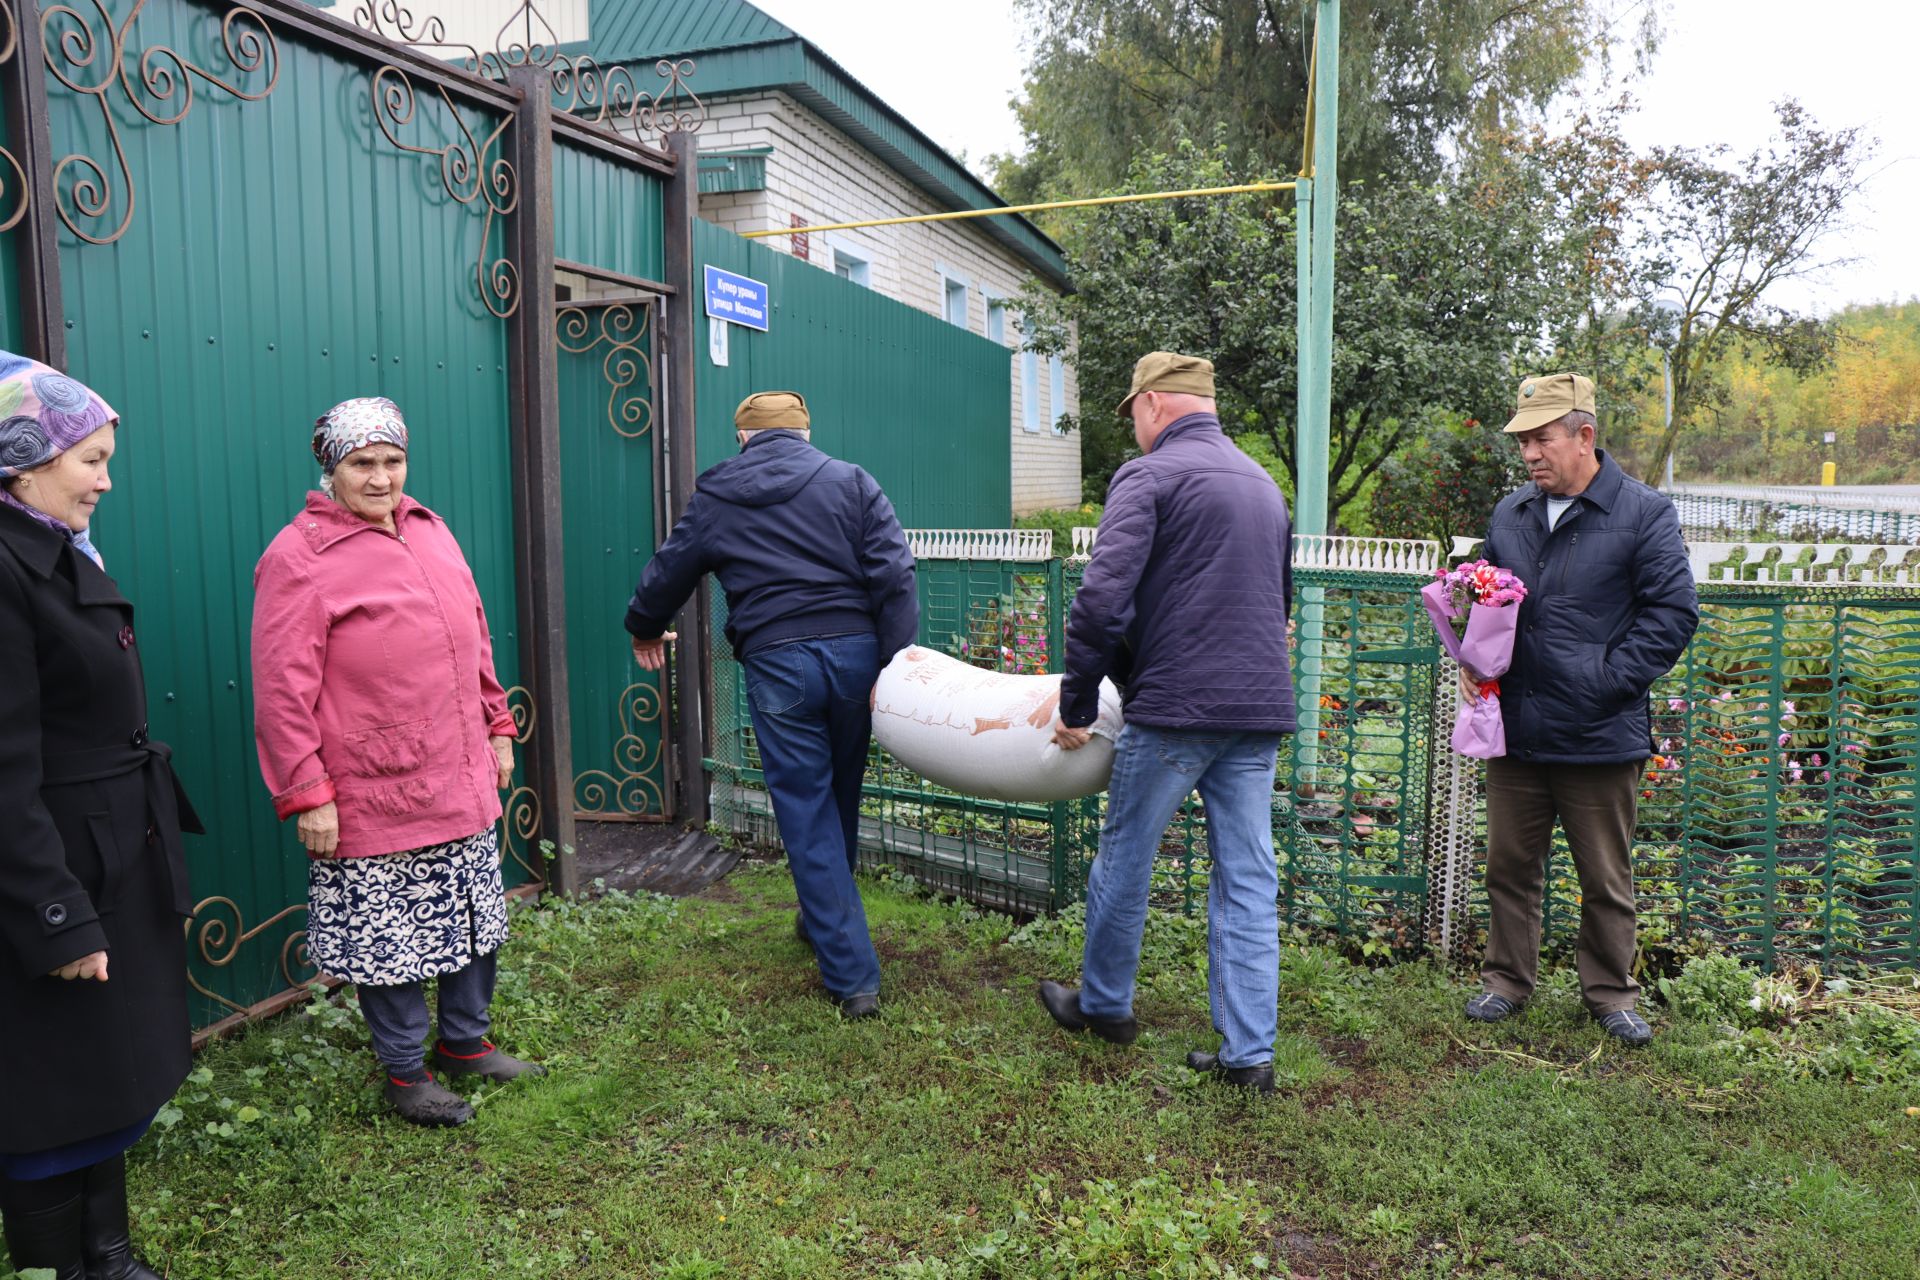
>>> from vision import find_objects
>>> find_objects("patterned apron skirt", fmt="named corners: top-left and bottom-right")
top-left (306, 826), bottom-right (511, 986)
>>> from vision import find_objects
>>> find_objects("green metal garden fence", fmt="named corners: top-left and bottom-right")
top-left (706, 531), bottom-right (1920, 972)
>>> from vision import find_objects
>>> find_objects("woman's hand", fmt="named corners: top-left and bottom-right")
top-left (51, 950), bottom-right (109, 981)
top-left (490, 735), bottom-right (515, 790)
top-left (297, 801), bottom-right (341, 857)
top-left (631, 632), bottom-right (676, 671)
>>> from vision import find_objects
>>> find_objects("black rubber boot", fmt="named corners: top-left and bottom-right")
top-left (383, 1073), bottom-right (475, 1127)
top-left (79, 1155), bottom-right (166, 1280)
top-left (432, 1041), bottom-right (548, 1083)
top-left (2, 1184), bottom-right (87, 1280)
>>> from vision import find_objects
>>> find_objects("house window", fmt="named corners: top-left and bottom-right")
top-left (829, 243), bottom-right (871, 288)
top-left (986, 297), bottom-right (1007, 345)
top-left (940, 271), bottom-right (969, 328)
top-left (1021, 348), bottom-right (1041, 433)
top-left (1049, 355), bottom-right (1068, 434)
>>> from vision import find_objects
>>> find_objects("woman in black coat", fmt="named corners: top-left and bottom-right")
top-left (0, 352), bottom-right (198, 1280)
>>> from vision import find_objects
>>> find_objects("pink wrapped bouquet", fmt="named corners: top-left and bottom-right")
top-left (1420, 560), bottom-right (1528, 759)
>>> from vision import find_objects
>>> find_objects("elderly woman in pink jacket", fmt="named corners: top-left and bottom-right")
top-left (251, 397), bottom-right (543, 1127)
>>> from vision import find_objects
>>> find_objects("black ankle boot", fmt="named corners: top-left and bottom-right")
top-left (80, 1155), bottom-right (166, 1280)
top-left (2, 1188), bottom-right (87, 1280)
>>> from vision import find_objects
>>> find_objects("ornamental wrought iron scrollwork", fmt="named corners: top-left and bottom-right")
top-left (574, 679), bottom-right (666, 817)
top-left (547, 55), bottom-right (704, 138)
top-left (370, 63), bottom-right (519, 318)
top-left (556, 302), bottom-right (654, 438)
top-left (183, 898), bottom-right (316, 1015)
top-left (500, 685), bottom-right (544, 879)
top-left (352, 0), bottom-right (705, 140)
top-left (41, 0), bottom-right (279, 246)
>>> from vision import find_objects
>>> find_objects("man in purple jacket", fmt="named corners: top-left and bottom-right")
top-left (1036, 352), bottom-right (1296, 1093)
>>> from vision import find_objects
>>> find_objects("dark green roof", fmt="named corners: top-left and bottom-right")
top-left (587, 0), bottom-right (1070, 290)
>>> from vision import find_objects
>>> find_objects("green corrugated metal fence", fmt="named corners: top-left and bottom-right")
top-left (692, 220), bottom-right (1012, 529)
top-left (39, 3), bottom-right (532, 1023)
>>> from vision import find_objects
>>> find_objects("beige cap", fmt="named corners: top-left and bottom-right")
top-left (1503, 372), bottom-right (1595, 433)
top-left (734, 390), bottom-right (810, 431)
top-left (1117, 351), bottom-right (1215, 416)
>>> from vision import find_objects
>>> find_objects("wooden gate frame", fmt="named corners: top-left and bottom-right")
top-left (0, 0), bottom-right (711, 900)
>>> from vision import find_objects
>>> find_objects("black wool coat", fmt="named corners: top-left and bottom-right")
top-left (0, 503), bottom-right (200, 1155)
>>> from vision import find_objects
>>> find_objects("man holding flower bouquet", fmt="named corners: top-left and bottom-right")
top-left (1464, 373), bottom-right (1697, 1046)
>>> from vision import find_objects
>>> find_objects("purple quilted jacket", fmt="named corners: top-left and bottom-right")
top-left (1060, 414), bottom-right (1296, 731)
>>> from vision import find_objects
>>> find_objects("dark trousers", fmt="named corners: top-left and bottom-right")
top-left (742, 634), bottom-right (884, 1000)
top-left (1481, 757), bottom-right (1644, 1015)
top-left (356, 950), bottom-right (498, 1075)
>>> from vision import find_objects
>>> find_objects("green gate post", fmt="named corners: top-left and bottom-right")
top-left (1047, 555), bottom-right (1069, 906)
top-left (664, 130), bottom-right (710, 827)
top-left (1292, 0), bottom-right (1340, 785)
top-left (506, 64), bottom-right (579, 895)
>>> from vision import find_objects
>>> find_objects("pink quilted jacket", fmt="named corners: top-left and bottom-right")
top-left (251, 493), bottom-right (518, 858)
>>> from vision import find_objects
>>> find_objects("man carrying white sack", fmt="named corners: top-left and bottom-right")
top-left (625, 391), bottom-right (917, 1020)
top-left (1037, 351), bottom-right (1296, 1093)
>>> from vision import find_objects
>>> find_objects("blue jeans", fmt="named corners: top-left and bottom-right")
top-left (1080, 724), bottom-right (1283, 1068)
top-left (743, 634), bottom-right (883, 999)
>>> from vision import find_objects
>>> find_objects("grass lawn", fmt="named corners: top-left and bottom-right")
top-left (53, 857), bottom-right (1920, 1279)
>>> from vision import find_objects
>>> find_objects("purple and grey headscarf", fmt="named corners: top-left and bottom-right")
top-left (313, 396), bottom-right (409, 497)
top-left (0, 349), bottom-right (119, 568)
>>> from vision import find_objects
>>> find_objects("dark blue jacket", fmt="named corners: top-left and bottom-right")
top-left (625, 431), bottom-right (918, 660)
top-left (1482, 450), bottom-right (1698, 764)
top-left (1060, 414), bottom-right (1296, 731)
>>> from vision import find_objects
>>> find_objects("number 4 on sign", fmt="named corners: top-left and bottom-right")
top-left (709, 319), bottom-right (730, 366)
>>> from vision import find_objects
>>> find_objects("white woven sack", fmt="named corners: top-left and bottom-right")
top-left (870, 645), bottom-right (1125, 802)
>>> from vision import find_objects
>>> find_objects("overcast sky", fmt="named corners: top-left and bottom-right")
top-left (745, 0), bottom-right (1918, 313)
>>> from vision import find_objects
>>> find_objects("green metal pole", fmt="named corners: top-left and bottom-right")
top-left (1293, 1), bottom-right (1339, 786)
top-left (1298, 0), bottom-right (1338, 538)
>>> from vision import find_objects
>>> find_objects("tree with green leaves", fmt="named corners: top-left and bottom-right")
top-left (994, 0), bottom-right (1662, 209)
top-left (1369, 413), bottom-right (1528, 545)
top-left (1634, 101), bottom-right (1868, 482)
top-left (1017, 141), bottom-right (1557, 521)
top-left (1514, 98), bottom-right (1869, 482)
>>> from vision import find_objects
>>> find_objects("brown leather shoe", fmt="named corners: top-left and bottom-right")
top-left (1036, 980), bottom-right (1138, 1046)
top-left (1185, 1050), bottom-right (1275, 1094)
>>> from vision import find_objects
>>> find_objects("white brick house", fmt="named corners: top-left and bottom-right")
top-left (589, 0), bottom-right (1082, 513)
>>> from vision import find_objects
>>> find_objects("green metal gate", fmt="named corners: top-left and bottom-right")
top-left (0, 0), bottom-right (692, 1024)
top-left (557, 296), bottom-right (668, 820)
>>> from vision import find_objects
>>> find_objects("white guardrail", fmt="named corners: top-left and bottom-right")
top-left (1664, 487), bottom-right (1920, 544)
top-left (1666, 483), bottom-right (1920, 513)
top-left (912, 528), bottom-right (1920, 588)
top-left (1065, 528), bottom-right (1442, 573)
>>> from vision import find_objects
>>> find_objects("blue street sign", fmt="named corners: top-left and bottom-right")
top-left (703, 265), bottom-right (770, 332)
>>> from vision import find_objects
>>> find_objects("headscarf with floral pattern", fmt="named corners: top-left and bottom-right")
top-left (312, 396), bottom-right (409, 497)
top-left (0, 350), bottom-right (119, 568)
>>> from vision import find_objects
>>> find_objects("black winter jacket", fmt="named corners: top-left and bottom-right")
top-left (0, 504), bottom-right (199, 1154)
top-left (1481, 450), bottom-right (1699, 764)
top-left (625, 431), bottom-right (919, 660)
